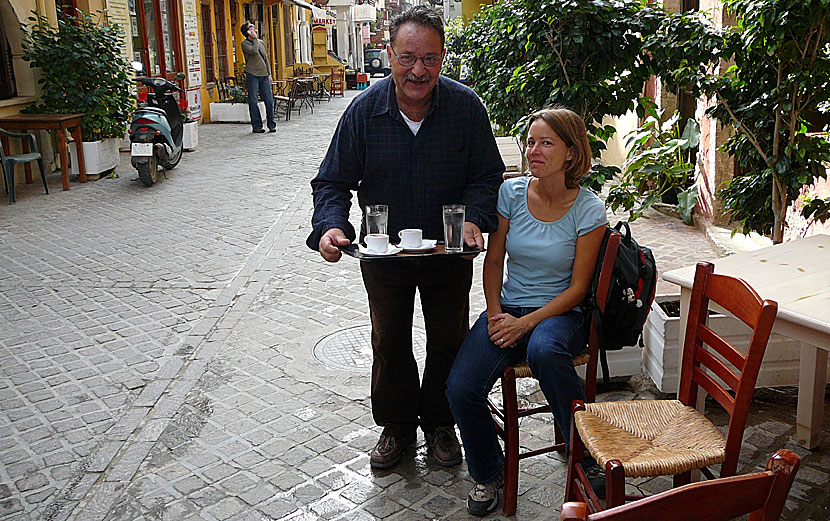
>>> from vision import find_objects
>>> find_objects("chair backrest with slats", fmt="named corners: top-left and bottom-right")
top-left (561, 449), bottom-right (800, 521)
top-left (678, 261), bottom-right (778, 477)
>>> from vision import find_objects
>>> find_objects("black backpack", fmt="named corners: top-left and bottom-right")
top-left (586, 221), bottom-right (657, 384)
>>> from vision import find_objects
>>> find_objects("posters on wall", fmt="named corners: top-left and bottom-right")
top-left (107, 0), bottom-right (133, 63)
top-left (182, 0), bottom-right (202, 87)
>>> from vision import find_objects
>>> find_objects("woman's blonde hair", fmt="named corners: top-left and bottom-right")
top-left (527, 107), bottom-right (592, 189)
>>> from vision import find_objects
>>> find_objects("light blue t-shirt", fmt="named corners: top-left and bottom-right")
top-left (497, 177), bottom-right (608, 308)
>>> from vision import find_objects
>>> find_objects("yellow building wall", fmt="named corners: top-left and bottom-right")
top-left (461, 0), bottom-right (489, 20)
top-left (1, 0), bottom-right (58, 118)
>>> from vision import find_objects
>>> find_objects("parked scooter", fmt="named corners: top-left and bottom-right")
top-left (129, 62), bottom-right (184, 186)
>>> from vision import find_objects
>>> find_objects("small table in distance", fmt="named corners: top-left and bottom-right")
top-left (0, 113), bottom-right (86, 191)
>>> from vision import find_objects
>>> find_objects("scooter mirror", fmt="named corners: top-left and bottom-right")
top-left (131, 61), bottom-right (144, 73)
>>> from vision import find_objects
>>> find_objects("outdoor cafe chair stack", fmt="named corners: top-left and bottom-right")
top-left (488, 231), bottom-right (621, 515)
top-left (561, 449), bottom-right (800, 521)
top-left (565, 261), bottom-right (778, 513)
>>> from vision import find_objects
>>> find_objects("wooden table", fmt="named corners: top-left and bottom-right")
top-left (0, 113), bottom-right (87, 190)
top-left (663, 234), bottom-right (830, 448)
top-left (272, 79), bottom-right (294, 97)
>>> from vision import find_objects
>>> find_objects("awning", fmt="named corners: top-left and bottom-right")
top-left (284, 0), bottom-right (313, 10)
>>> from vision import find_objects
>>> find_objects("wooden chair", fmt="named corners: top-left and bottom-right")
top-left (1, 127), bottom-right (48, 205)
top-left (561, 449), bottom-right (800, 521)
top-left (565, 261), bottom-right (778, 513)
top-left (273, 79), bottom-right (296, 121)
top-left (215, 80), bottom-right (229, 102)
top-left (489, 230), bottom-right (621, 515)
top-left (330, 68), bottom-right (345, 97)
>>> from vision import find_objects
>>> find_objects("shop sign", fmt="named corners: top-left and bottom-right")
top-left (311, 6), bottom-right (335, 26)
top-left (186, 87), bottom-right (202, 119)
top-left (107, 0), bottom-right (132, 62)
top-left (183, 0), bottom-right (202, 87)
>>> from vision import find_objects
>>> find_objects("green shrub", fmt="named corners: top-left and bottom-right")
top-left (21, 9), bottom-right (135, 141)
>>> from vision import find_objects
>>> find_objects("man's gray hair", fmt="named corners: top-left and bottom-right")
top-left (389, 5), bottom-right (444, 47)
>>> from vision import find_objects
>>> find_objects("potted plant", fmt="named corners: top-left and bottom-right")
top-left (182, 108), bottom-right (199, 150)
top-left (606, 100), bottom-right (700, 225)
top-left (21, 9), bottom-right (135, 178)
top-left (209, 83), bottom-right (265, 123)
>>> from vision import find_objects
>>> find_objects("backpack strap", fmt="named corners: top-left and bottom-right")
top-left (591, 303), bottom-right (612, 385)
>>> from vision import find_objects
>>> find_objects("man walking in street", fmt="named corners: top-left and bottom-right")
top-left (240, 21), bottom-right (276, 133)
top-left (307, 6), bottom-right (504, 470)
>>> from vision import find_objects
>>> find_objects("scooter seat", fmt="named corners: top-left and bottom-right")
top-left (136, 106), bottom-right (167, 117)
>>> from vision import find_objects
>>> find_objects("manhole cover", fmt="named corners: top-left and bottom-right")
top-left (313, 325), bottom-right (427, 371)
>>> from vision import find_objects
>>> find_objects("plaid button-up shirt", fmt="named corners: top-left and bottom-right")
top-left (306, 76), bottom-right (505, 250)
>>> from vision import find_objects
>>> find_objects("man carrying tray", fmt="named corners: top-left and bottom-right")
top-left (306, 6), bottom-right (504, 469)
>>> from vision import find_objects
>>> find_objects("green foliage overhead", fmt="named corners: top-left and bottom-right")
top-left (21, 10), bottom-right (135, 141)
top-left (645, 0), bottom-right (830, 242)
top-left (448, 0), bottom-right (664, 188)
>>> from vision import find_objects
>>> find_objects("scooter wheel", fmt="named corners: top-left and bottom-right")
top-left (161, 144), bottom-right (182, 170)
top-left (137, 155), bottom-right (159, 187)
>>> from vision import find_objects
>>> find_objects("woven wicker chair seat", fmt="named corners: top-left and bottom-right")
top-left (575, 399), bottom-right (726, 477)
top-left (511, 351), bottom-right (590, 379)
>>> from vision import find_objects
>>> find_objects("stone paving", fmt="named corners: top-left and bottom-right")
top-left (0, 90), bottom-right (828, 521)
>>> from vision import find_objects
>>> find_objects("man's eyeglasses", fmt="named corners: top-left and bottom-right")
top-left (390, 47), bottom-right (442, 68)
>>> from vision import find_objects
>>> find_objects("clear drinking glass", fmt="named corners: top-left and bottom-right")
top-left (365, 205), bottom-right (388, 236)
top-left (443, 204), bottom-right (465, 253)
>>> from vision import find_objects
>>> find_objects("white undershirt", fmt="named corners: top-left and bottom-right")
top-left (400, 110), bottom-right (423, 135)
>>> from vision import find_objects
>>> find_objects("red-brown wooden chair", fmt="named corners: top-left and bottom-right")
top-left (330, 68), bottom-right (345, 97)
top-left (561, 449), bottom-right (800, 521)
top-left (565, 261), bottom-right (778, 514)
top-left (488, 231), bottom-right (621, 515)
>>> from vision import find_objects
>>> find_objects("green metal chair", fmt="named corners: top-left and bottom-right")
top-left (1, 126), bottom-right (48, 204)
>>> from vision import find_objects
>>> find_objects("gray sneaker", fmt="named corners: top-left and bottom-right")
top-left (466, 475), bottom-right (503, 516)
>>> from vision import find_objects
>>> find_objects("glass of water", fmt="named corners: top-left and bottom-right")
top-left (442, 204), bottom-right (465, 253)
top-left (365, 205), bottom-right (388, 236)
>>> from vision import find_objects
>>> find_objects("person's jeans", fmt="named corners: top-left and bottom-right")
top-left (360, 256), bottom-right (472, 436)
top-left (245, 72), bottom-right (276, 130)
top-left (446, 306), bottom-right (589, 484)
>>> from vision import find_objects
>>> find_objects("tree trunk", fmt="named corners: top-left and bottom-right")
top-left (771, 172), bottom-right (786, 244)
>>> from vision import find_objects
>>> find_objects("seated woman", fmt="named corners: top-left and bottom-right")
top-left (446, 107), bottom-right (607, 516)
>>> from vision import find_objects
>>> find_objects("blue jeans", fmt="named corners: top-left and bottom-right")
top-left (446, 306), bottom-right (589, 484)
top-left (246, 72), bottom-right (276, 131)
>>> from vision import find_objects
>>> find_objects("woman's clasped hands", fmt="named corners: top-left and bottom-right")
top-left (487, 312), bottom-right (532, 349)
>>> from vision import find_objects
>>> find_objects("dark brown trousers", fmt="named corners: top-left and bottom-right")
top-left (360, 255), bottom-right (472, 435)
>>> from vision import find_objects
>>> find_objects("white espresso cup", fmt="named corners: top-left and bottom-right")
top-left (398, 228), bottom-right (423, 249)
top-left (366, 233), bottom-right (389, 253)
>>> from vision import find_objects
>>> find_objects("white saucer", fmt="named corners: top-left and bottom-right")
top-left (358, 244), bottom-right (403, 256)
top-left (401, 239), bottom-right (438, 253)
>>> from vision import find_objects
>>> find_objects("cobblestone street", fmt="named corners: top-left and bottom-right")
top-left (1, 90), bottom-right (828, 521)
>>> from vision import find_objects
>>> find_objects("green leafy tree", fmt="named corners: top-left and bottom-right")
top-left (21, 9), bottom-right (135, 142)
top-left (450, 0), bottom-right (663, 187)
top-left (646, 1), bottom-right (830, 242)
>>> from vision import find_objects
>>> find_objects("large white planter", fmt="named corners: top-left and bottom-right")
top-left (642, 294), bottom-right (826, 392)
top-left (209, 101), bottom-right (265, 123)
top-left (119, 131), bottom-right (130, 151)
top-left (576, 346), bottom-right (643, 381)
top-left (69, 138), bottom-right (120, 176)
top-left (182, 121), bottom-right (199, 150)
